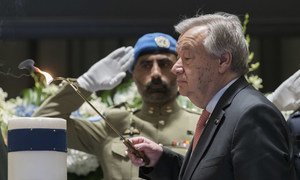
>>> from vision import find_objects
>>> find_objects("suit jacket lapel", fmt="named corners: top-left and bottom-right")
top-left (181, 76), bottom-right (249, 180)
top-left (181, 110), bottom-right (225, 180)
top-left (179, 145), bottom-right (192, 180)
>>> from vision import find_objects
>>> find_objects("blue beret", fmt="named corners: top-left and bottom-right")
top-left (130, 32), bottom-right (177, 72)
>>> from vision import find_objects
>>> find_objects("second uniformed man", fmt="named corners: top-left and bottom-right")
top-left (33, 32), bottom-right (199, 180)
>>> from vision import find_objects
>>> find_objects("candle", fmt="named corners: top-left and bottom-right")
top-left (8, 117), bottom-right (67, 180)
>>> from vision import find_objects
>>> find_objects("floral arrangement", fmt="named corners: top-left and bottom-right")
top-left (243, 13), bottom-right (263, 90)
top-left (0, 83), bottom-right (59, 143)
top-left (0, 74), bottom-right (138, 175)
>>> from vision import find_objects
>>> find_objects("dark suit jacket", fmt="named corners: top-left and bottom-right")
top-left (140, 77), bottom-right (296, 180)
top-left (287, 110), bottom-right (300, 179)
top-left (0, 128), bottom-right (7, 180)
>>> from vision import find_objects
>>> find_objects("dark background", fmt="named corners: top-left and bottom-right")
top-left (1, 0), bottom-right (300, 98)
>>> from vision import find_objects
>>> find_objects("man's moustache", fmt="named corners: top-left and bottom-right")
top-left (146, 82), bottom-right (168, 92)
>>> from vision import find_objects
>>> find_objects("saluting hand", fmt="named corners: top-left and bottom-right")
top-left (268, 69), bottom-right (300, 111)
top-left (77, 46), bottom-right (134, 92)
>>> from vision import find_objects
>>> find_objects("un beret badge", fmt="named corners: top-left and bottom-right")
top-left (154, 36), bottom-right (170, 48)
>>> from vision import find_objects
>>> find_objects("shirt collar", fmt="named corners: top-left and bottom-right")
top-left (206, 78), bottom-right (238, 113)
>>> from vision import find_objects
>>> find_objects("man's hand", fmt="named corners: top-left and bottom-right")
top-left (126, 137), bottom-right (163, 167)
top-left (268, 69), bottom-right (300, 111)
top-left (77, 46), bottom-right (134, 92)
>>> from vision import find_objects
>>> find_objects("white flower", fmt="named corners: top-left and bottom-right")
top-left (113, 83), bottom-right (140, 105)
top-left (0, 88), bottom-right (8, 102)
top-left (67, 149), bottom-right (99, 175)
top-left (281, 110), bottom-right (294, 120)
top-left (0, 88), bottom-right (16, 124)
top-left (42, 84), bottom-right (59, 95)
top-left (246, 75), bottom-right (263, 90)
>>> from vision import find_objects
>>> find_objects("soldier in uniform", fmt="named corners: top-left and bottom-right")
top-left (33, 32), bottom-right (200, 180)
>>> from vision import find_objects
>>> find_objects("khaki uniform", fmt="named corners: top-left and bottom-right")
top-left (33, 84), bottom-right (199, 180)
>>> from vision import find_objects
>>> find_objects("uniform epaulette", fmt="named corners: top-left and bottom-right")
top-left (104, 108), bottom-right (131, 121)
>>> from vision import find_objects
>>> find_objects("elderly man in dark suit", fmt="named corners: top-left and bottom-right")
top-left (127, 12), bottom-right (297, 180)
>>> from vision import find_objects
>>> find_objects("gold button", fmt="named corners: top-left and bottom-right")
top-left (158, 120), bottom-right (165, 126)
top-left (165, 106), bottom-right (173, 113)
top-left (148, 107), bottom-right (154, 114)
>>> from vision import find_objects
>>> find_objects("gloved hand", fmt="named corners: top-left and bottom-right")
top-left (77, 46), bottom-right (134, 92)
top-left (267, 69), bottom-right (300, 111)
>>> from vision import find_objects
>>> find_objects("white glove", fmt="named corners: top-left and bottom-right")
top-left (267, 69), bottom-right (300, 111)
top-left (77, 46), bottom-right (134, 92)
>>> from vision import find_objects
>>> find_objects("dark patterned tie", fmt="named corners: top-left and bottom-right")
top-left (192, 109), bottom-right (210, 151)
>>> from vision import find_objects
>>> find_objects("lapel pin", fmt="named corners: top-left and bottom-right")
top-left (214, 119), bottom-right (221, 125)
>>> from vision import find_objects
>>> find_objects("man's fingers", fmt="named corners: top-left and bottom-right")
top-left (108, 72), bottom-right (126, 86)
top-left (127, 150), bottom-right (145, 167)
top-left (129, 137), bottom-right (148, 144)
top-left (120, 48), bottom-right (134, 70)
top-left (108, 46), bottom-right (126, 59)
top-left (134, 143), bottom-right (150, 152)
